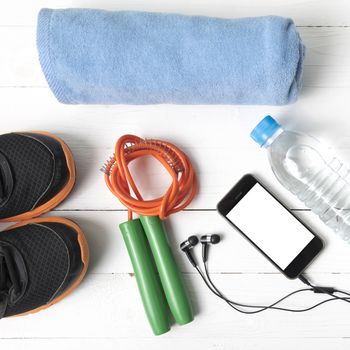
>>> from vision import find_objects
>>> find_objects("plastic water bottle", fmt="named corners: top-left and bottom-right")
top-left (250, 115), bottom-right (350, 242)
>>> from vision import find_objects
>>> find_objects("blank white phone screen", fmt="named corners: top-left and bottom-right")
top-left (226, 183), bottom-right (314, 270)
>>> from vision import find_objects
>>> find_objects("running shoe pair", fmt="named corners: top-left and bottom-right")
top-left (0, 132), bottom-right (89, 318)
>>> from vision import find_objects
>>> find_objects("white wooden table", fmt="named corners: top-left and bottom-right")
top-left (1, 1), bottom-right (350, 349)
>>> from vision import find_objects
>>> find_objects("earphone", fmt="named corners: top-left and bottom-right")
top-left (200, 234), bottom-right (220, 262)
top-left (180, 235), bottom-right (199, 267)
top-left (180, 234), bottom-right (350, 314)
top-left (180, 234), bottom-right (220, 264)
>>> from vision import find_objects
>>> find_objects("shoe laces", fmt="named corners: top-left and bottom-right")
top-left (0, 247), bottom-right (21, 318)
top-left (0, 152), bottom-right (14, 206)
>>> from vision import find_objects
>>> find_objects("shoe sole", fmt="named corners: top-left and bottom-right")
top-left (7, 216), bottom-right (89, 317)
top-left (0, 131), bottom-right (76, 222)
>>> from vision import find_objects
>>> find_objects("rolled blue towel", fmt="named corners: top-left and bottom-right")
top-left (37, 9), bottom-right (305, 105)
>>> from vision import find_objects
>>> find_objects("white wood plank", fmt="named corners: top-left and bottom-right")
top-left (0, 272), bottom-right (350, 338)
top-left (1, 0), bottom-right (350, 26)
top-left (1, 338), bottom-right (350, 350)
top-left (0, 87), bottom-right (350, 211)
top-left (1, 210), bottom-right (348, 274)
top-left (2, 27), bottom-right (350, 88)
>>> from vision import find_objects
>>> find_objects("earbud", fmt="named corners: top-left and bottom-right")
top-left (200, 234), bottom-right (220, 244)
top-left (180, 235), bottom-right (199, 267)
top-left (181, 234), bottom-right (221, 267)
top-left (200, 234), bottom-right (221, 263)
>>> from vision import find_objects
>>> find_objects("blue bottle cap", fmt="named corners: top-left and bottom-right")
top-left (250, 116), bottom-right (281, 146)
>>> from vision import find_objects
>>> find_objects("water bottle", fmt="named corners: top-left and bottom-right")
top-left (250, 115), bottom-right (350, 242)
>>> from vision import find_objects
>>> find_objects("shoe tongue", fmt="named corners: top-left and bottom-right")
top-left (0, 244), bottom-right (28, 318)
top-left (0, 256), bottom-right (8, 291)
top-left (0, 255), bottom-right (10, 319)
top-left (0, 242), bottom-right (28, 306)
top-left (0, 249), bottom-right (16, 293)
top-left (0, 151), bottom-right (13, 206)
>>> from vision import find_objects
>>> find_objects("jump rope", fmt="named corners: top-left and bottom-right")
top-left (102, 135), bottom-right (350, 334)
top-left (102, 135), bottom-right (197, 335)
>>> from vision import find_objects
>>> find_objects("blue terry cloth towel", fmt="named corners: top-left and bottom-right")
top-left (37, 9), bottom-right (305, 105)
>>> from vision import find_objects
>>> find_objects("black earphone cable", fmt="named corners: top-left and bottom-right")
top-left (181, 234), bottom-right (350, 314)
top-left (196, 260), bottom-right (350, 314)
top-left (298, 274), bottom-right (350, 304)
top-left (195, 264), bottom-right (313, 313)
top-left (204, 263), bottom-right (316, 313)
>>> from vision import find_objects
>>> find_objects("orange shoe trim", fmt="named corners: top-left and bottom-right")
top-left (0, 131), bottom-right (76, 222)
top-left (6, 217), bottom-right (89, 317)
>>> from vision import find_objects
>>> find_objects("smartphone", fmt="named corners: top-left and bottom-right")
top-left (217, 174), bottom-right (323, 279)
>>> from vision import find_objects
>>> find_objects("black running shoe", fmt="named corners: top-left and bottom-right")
top-left (0, 217), bottom-right (89, 318)
top-left (0, 132), bottom-right (75, 222)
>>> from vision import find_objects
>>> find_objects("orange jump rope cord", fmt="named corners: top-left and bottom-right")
top-left (104, 135), bottom-right (198, 220)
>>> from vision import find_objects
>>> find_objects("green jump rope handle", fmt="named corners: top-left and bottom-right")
top-left (140, 215), bottom-right (194, 325)
top-left (119, 219), bottom-right (170, 335)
